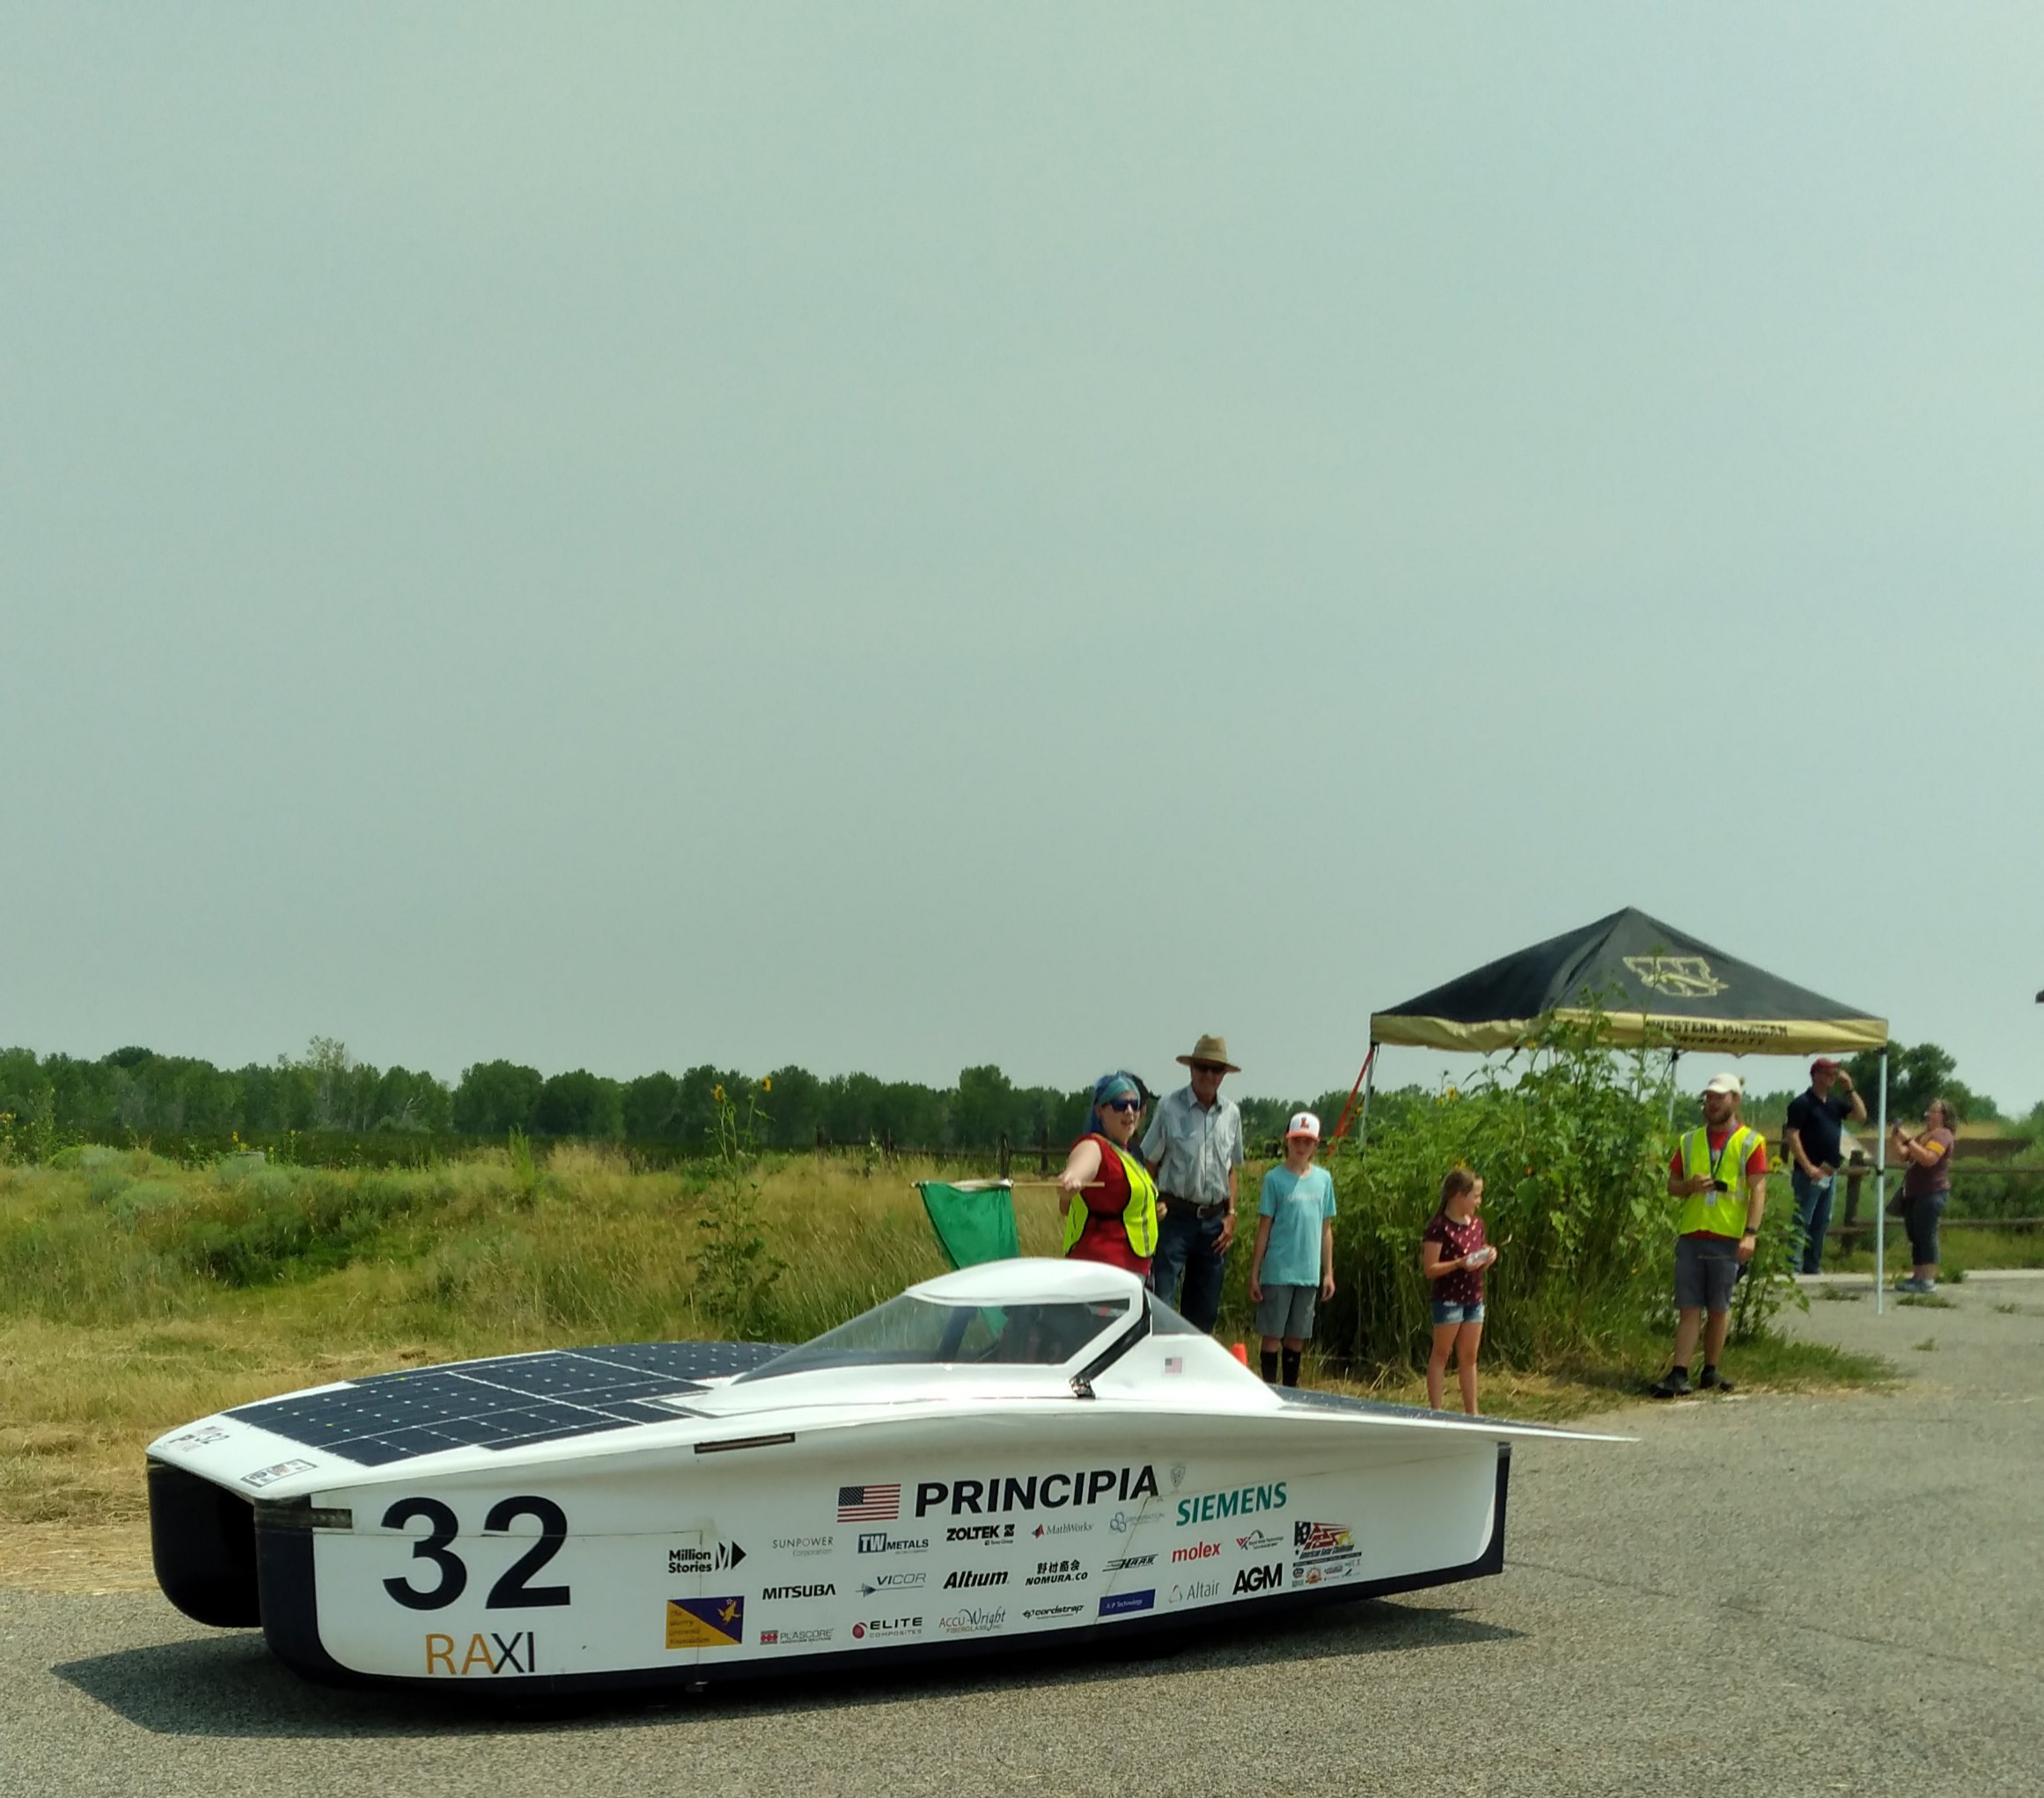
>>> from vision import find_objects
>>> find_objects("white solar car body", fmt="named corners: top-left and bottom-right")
top-left (146, 1259), bottom-right (1610, 1692)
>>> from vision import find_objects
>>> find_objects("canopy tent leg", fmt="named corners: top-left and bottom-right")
top-left (1665, 1048), bottom-right (1682, 1126)
top-left (1357, 1046), bottom-right (1378, 1148)
top-left (1874, 1048), bottom-right (1888, 1314)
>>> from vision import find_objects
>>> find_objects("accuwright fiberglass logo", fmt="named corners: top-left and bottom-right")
top-left (1621, 954), bottom-right (1726, 999)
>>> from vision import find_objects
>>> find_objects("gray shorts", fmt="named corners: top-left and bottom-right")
top-left (1674, 1233), bottom-right (1740, 1313)
top-left (1255, 1283), bottom-right (1319, 1340)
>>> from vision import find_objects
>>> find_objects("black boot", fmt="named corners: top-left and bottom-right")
top-left (1281, 1348), bottom-right (1302, 1389)
top-left (1260, 1348), bottom-right (1278, 1383)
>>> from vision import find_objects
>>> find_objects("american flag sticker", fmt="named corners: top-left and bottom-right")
top-left (1164, 1355), bottom-right (1184, 1375)
top-left (837, 1483), bottom-right (901, 1522)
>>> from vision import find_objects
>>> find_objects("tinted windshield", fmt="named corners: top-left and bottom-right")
top-left (737, 1295), bottom-right (1132, 1382)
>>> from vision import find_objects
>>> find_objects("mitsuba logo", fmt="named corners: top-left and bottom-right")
top-left (946, 1523), bottom-right (1016, 1544)
top-left (1233, 1563), bottom-right (1282, 1596)
top-left (425, 1631), bottom-right (533, 1677)
top-left (915, 1466), bottom-right (1159, 1517)
top-left (760, 1583), bottom-right (834, 1600)
top-left (943, 1568), bottom-right (1009, 1589)
top-left (1174, 1481), bottom-right (1287, 1526)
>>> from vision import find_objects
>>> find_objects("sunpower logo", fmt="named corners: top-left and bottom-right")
top-left (1173, 1481), bottom-right (1288, 1527)
top-left (915, 1467), bottom-right (1159, 1517)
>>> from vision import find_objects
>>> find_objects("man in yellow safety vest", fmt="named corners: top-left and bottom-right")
top-left (1651, 1070), bottom-right (1768, 1398)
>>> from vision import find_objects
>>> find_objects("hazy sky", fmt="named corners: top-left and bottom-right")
top-left (5, 6), bottom-right (2040, 1111)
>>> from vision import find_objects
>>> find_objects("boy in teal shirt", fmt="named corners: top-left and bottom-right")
top-left (1247, 1112), bottom-right (1337, 1386)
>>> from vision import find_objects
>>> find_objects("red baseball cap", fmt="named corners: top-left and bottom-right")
top-left (1811, 1058), bottom-right (1842, 1075)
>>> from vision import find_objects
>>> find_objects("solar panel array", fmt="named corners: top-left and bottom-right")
top-left (227, 1340), bottom-right (785, 1466)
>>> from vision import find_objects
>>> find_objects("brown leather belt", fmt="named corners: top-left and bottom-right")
top-left (1163, 1193), bottom-right (1229, 1220)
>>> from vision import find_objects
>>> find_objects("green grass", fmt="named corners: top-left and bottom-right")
top-left (0, 1143), bottom-right (1893, 1533)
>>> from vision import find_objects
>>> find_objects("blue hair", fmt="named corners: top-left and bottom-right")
top-left (1087, 1069), bottom-right (1143, 1138)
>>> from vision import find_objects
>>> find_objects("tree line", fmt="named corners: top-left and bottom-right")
top-left (0, 1039), bottom-right (1370, 1156)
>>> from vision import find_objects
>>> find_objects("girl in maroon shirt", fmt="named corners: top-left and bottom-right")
top-left (1422, 1169), bottom-right (1498, 1415)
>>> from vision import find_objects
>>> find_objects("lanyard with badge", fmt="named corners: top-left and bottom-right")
top-left (1706, 1131), bottom-right (1736, 1193)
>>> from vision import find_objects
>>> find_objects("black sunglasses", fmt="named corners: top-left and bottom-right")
top-left (1105, 1097), bottom-right (1143, 1113)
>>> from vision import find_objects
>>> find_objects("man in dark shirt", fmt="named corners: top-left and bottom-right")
top-left (1783, 1058), bottom-right (1866, 1274)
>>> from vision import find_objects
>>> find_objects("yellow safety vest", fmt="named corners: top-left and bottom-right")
top-left (1062, 1140), bottom-right (1159, 1260)
top-left (1675, 1123), bottom-right (1765, 1238)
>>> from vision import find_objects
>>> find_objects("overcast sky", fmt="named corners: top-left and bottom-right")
top-left (4, 5), bottom-right (2040, 1112)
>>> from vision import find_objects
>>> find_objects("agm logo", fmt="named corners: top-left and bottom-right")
top-left (1622, 955), bottom-right (1727, 999)
top-left (1233, 1563), bottom-right (1282, 1596)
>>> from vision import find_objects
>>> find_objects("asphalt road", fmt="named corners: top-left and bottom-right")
top-left (5, 1283), bottom-right (2040, 1798)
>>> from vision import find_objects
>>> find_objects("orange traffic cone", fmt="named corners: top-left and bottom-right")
top-left (1230, 1341), bottom-right (1249, 1366)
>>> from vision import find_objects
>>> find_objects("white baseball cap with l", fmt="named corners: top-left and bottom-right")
top-left (1702, 1071), bottom-right (1744, 1097)
top-left (1286, 1111), bottom-right (1321, 1140)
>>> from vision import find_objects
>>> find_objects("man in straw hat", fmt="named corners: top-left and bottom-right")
top-left (1651, 1070), bottom-right (1768, 1399)
top-left (1141, 1033), bottom-right (1246, 1332)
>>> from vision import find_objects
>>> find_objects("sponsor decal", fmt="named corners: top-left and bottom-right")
top-left (1103, 1553), bottom-right (1157, 1572)
top-left (758, 1626), bottom-right (833, 1646)
top-left (162, 1426), bottom-right (231, 1450)
top-left (942, 1568), bottom-right (1009, 1589)
top-left (857, 1530), bottom-right (929, 1555)
top-left (946, 1523), bottom-right (1015, 1545)
top-left (1168, 1462), bottom-right (1187, 1491)
top-left (424, 1631), bottom-right (534, 1677)
top-left (914, 1466), bottom-right (1159, 1518)
top-left (839, 1484), bottom-right (902, 1523)
top-left (1233, 1562), bottom-right (1283, 1596)
top-left (1025, 1559), bottom-right (1087, 1587)
top-left (859, 1573), bottom-right (927, 1594)
top-left (1030, 1519), bottom-right (1092, 1538)
top-left (1173, 1481), bottom-right (1288, 1527)
top-left (241, 1459), bottom-right (316, 1489)
top-left (1024, 1602), bottom-right (1084, 1620)
top-left (1235, 1528), bottom-right (1284, 1553)
top-left (850, 1616), bottom-right (921, 1641)
top-left (665, 1596), bottom-right (745, 1649)
top-left (1107, 1509), bottom-right (1157, 1536)
top-left (1291, 1521), bottom-right (1361, 1583)
top-left (773, 1534), bottom-right (835, 1558)
top-left (1170, 1540), bottom-right (1220, 1564)
top-left (1163, 1356), bottom-right (1184, 1375)
top-left (1099, 1589), bottom-right (1156, 1618)
top-left (759, 1582), bottom-right (835, 1600)
top-left (1167, 1578), bottom-right (1221, 1605)
top-left (667, 1539), bottom-right (746, 1575)
top-left (937, 1605), bottom-right (1009, 1634)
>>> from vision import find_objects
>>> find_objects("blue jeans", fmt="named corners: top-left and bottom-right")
top-left (1790, 1168), bottom-right (1835, 1275)
top-left (1151, 1204), bottom-right (1229, 1331)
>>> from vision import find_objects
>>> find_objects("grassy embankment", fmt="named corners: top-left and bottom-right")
top-left (0, 1141), bottom-right (1887, 1589)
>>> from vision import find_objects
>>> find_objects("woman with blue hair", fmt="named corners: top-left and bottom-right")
top-left (1055, 1071), bottom-right (1161, 1275)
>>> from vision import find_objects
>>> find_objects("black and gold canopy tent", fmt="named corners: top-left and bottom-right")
top-left (1360, 907), bottom-right (1902, 1302)
top-left (1369, 906), bottom-right (1886, 1058)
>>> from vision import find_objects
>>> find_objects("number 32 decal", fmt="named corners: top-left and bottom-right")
top-left (380, 1496), bottom-right (570, 1611)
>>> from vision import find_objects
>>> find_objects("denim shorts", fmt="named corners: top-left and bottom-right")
top-left (1254, 1283), bottom-right (1319, 1340)
top-left (1431, 1300), bottom-right (1485, 1326)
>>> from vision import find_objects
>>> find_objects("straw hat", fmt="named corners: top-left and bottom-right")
top-left (1176, 1033), bottom-right (1240, 1073)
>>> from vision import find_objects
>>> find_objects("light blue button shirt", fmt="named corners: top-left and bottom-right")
top-left (1141, 1087), bottom-right (1245, 1203)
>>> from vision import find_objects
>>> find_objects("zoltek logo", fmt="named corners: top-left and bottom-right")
top-left (1232, 1563), bottom-right (1282, 1596)
top-left (946, 1523), bottom-right (1015, 1545)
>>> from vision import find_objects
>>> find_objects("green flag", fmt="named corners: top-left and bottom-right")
top-left (915, 1179), bottom-right (1022, 1270)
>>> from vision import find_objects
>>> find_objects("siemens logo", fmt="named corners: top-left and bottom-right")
top-left (1173, 1482), bottom-right (1288, 1527)
top-left (914, 1466), bottom-right (1159, 1518)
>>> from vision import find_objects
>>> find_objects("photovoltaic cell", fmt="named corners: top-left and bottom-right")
top-left (225, 1340), bottom-right (785, 1465)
